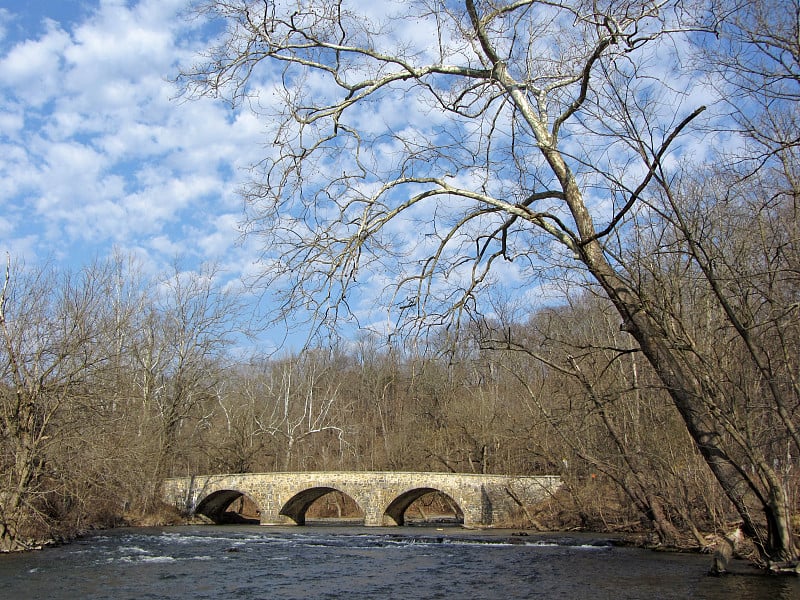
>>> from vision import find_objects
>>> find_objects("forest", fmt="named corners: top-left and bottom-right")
top-left (1, 233), bottom-right (797, 562)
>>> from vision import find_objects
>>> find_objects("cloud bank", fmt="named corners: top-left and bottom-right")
top-left (0, 0), bottom-right (262, 277)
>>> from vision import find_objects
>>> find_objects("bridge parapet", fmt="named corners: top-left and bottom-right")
top-left (162, 471), bottom-right (562, 528)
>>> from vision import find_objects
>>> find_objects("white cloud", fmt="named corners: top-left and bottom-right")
top-left (0, 0), bottom-right (259, 279)
top-left (0, 20), bottom-right (71, 106)
top-left (148, 234), bottom-right (185, 257)
top-left (196, 212), bottom-right (241, 258)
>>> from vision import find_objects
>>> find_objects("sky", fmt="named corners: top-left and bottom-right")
top-left (0, 1), bottom-right (724, 353)
top-left (0, 0), bottom-right (300, 349)
top-left (0, 0), bottom-right (511, 353)
top-left (0, 0), bottom-right (264, 284)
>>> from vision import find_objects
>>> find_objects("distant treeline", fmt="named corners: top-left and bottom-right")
top-left (2, 248), bottom-right (796, 555)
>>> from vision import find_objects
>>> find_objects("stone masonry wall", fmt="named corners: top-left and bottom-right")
top-left (162, 472), bottom-right (562, 528)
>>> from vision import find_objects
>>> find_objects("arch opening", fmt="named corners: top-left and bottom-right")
top-left (384, 488), bottom-right (464, 526)
top-left (194, 489), bottom-right (261, 524)
top-left (280, 487), bottom-right (365, 526)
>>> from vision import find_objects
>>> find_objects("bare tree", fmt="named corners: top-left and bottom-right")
top-left (127, 262), bottom-right (243, 504)
top-left (241, 351), bottom-right (351, 471)
top-left (0, 259), bottom-right (116, 551)
top-left (488, 296), bottom-right (716, 547)
top-left (179, 0), bottom-right (797, 565)
top-left (204, 370), bottom-right (276, 473)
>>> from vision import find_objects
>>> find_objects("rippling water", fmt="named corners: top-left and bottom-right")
top-left (1, 526), bottom-right (798, 599)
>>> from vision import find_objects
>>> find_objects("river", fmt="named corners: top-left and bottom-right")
top-left (1, 526), bottom-right (798, 599)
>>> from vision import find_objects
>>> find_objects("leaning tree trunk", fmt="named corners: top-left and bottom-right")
top-left (534, 131), bottom-right (800, 565)
top-left (585, 243), bottom-right (798, 565)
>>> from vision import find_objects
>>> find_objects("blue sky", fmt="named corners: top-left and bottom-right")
top-left (0, 1), bottom-right (725, 353)
top-left (0, 0), bottom-right (300, 347)
top-left (1, 0), bottom-right (263, 280)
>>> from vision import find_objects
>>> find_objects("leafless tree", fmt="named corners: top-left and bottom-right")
top-left (126, 261), bottom-right (243, 504)
top-left (0, 258), bottom-right (117, 551)
top-left (487, 295), bottom-right (717, 547)
top-left (246, 351), bottom-right (351, 470)
top-left (179, 0), bottom-right (797, 565)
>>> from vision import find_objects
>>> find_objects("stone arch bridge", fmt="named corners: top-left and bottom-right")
top-left (162, 472), bottom-right (562, 528)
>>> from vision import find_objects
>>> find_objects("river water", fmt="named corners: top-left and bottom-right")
top-left (1, 525), bottom-right (798, 599)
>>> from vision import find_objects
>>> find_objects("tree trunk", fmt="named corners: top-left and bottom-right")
top-left (540, 137), bottom-right (798, 564)
top-left (589, 248), bottom-right (798, 563)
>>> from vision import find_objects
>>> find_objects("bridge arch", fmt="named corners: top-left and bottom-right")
top-left (162, 472), bottom-right (563, 527)
top-left (279, 486), bottom-right (365, 525)
top-left (383, 487), bottom-right (464, 526)
top-left (194, 489), bottom-right (261, 524)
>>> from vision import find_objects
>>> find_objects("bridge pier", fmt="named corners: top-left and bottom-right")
top-left (162, 472), bottom-right (562, 528)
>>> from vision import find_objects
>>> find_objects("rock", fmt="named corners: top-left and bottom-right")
top-left (709, 527), bottom-right (743, 576)
top-left (768, 561), bottom-right (800, 575)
